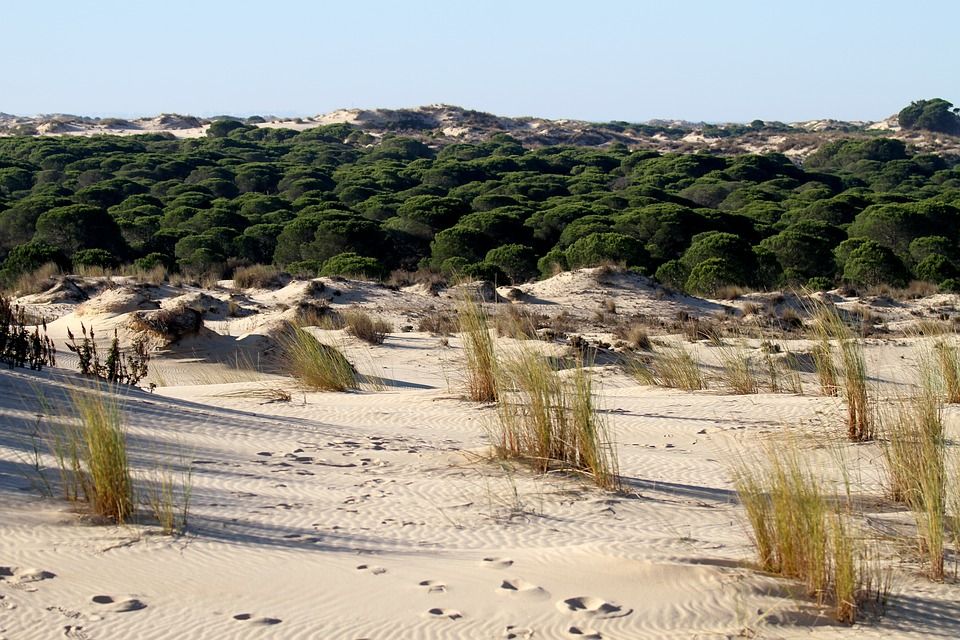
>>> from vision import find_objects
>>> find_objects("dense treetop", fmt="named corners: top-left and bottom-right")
top-left (1, 117), bottom-right (959, 295)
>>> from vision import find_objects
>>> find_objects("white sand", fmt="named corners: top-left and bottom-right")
top-left (3, 271), bottom-right (960, 639)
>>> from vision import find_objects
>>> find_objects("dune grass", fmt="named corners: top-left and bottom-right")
top-left (343, 308), bottom-right (392, 345)
top-left (48, 386), bottom-right (133, 523)
top-left (144, 463), bottom-right (193, 535)
top-left (278, 323), bottom-right (358, 392)
top-left (629, 345), bottom-right (705, 391)
top-left (717, 342), bottom-right (759, 394)
top-left (456, 295), bottom-right (498, 402)
top-left (494, 348), bottom-right (619, 490)
top-left (733, 442), bottom-right (889, 622)
top-left (934, 340), bottom-right (960, 403)
top-left (812, 304), bottom-right (871, 441)
top-left (881, 356), bottom-right (946, 580)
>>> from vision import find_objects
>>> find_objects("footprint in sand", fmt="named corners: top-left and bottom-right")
top-left (557, 596), bottom-right (631, 619)
top-left (0, 594), bottom-right (15, 610)
top-left (504, 625), bottom-right (535, 639)
top-left (356, 564), bottom-right (388, 575)
top-left (91, 595), bottom-right (147, 613)
top-left (233, 613), bottom-right (283, 625)
top-left (0, 567), bottom-right (56, 591)
top-left (496, 579), bottom-right (550, 600)
top-left (419, 580), bottom-right (447, 593)
top-left (567, 625), bottom-right (603, 639)
top-left (481, 557), bottom-right (514, 569)
top-left (63, 625), bottom-right (90, 640)
top-left (425, 607), bottom-right (462, 620)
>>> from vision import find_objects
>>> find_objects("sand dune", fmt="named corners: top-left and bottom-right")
top-left (3, 271), bottom-right (960, 638)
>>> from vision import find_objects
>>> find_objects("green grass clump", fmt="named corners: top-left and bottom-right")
top-left (278, 323), bottom-right (358, 391)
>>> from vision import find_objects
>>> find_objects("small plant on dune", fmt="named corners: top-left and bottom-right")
top-left (629, 346), bottom-right (704, 391)
top-left (49, 386), bottom-right (134, 523)
top-left (733, 443), bottom-right (889, 622)
top-left (144, 464), bottom-right (192, 535)
top-left (495, 348), bottom-right (619, 490)
top-left (812, 303), bottom-right (871, 441)
top-left (277, 322), bottom-right (358, 392)
top-left (615, 321), bottom-right (652, 351)
top-left (418, 311), bottom-right (458, 335)
top-left (934, 340), bottom-right (960, 403)
top-left (811, 342), bottom-right (839, 396)
top-left (0, 294), bottom-right (56, 370)
top-left (881, 357), bottom-right (946, 580)
top-left (717, 342), bottom-right (759, 394)
top-left (343, 308), bottom-right (392, 345)
top-left (457, 294), bottom-right (498, 402)
top-left (232, 264), bottom-right (284, 289)
top-left (66, 325), bottom-right (150, 385)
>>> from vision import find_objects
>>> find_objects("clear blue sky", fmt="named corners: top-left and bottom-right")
top-left (3, 0), bottom-right (957, 123)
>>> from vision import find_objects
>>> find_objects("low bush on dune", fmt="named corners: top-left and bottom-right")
top-left (0, 294), bottom-right (56, 370)
top-left (232, 264), bottom-right (285, 289)
top-left (343, 308), bottom-right (392, 345)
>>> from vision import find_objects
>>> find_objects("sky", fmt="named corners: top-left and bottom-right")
top-left (3, 0), bottom-right (958, 123)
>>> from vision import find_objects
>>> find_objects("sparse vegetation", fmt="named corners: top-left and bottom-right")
top-left (277, 323), bottom-right (358, 392)
top-left (457, 295), bottom-right (498, 402)
top-left (494, 347), bottom-right (619, 490)
top-left (343, 308), bottom-right (392, 345)
top-left (629, 345), bottom-right (705, 391)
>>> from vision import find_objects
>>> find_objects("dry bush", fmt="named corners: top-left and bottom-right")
top-left (457, 295), bottom-right (498, 402)
top-left (9, 262), bottom-right (61, 295)
top-left (495, 348), bottom-right (619, 490)
top-left (615, 322), bottom-right (652, 351)
top-left (129, 305), bottom-right (203, 342)
top-left (629, 346), bottom-right (704, 391)
top-left (232, 264), bottom-right (285, 289)
top-left (683, 317), bottom-right (724, 345)
top-left (494, 305), bottom-right (544, 339)
top-left (386, 268), bottom-right (446, 292)
top-left (715, 285), bottom-right (748, 300)
top-left (120, 263), bottom-right (168, 284)
top-left (343, 308), bottom-right (392, 345)
top-left (418, 311), bottom-right (458, 335)
top-left (293, 300), bottom-right (342, 328)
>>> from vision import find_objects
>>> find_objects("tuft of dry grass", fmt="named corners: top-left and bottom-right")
top-left (881, 356), bottom-right (946, 580)
top-left (343, 308), bottom-right (392, 345)
top-left (232, 264), bottom-right (284, 289)
top-left (144, 464), bottom-right (192, 535)
top-left (277, 323), bottom-right (358, 392)
top-left (457, 295), bottom-right (498, 402)
top-left (717, 342), bottom-right (759, 394)
top-left (494, 348), bottom-right (619, 490)
top-left (812, 303), bottom-right (871, 441)
top-left (9, 262), bottom-right (61, 295)
top-left (418, 311), bottom-right (458, 335)
top-left (733, 442), bottom-right (889, 622)
top-left (934, 340), bottom-right (960, 403)
top-left (629, 346), bottom-right (704, 391)
top-left (615, 321), bottom-right (652, 351)
top-left (48, 386), bottom-right (133, 523)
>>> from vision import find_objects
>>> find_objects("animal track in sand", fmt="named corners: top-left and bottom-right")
top-left (496, 578), bottom-right (550, 600)
top-left (356, 564), bottom-right (388, 575)
top-left (63, 625), bottom-right (90, 639)
top-left (425, 607), bottom-right (462, 620)
top-left (0, 566), bottom-right (55, 591)
top-left (567, 625), bottom-right (602, 639)
top-left (481, 557), bottom-right (514, 569)
top-left (557, 596), bottom-right (631, 619)
top-left (504, 624), bottom-right (534, 639)
top-left (233, 613), bottom-right (283, 625)
top-left (418, 580), bottom-right (447, 593)
top-left (91, 595), bottom-right (147, 613)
